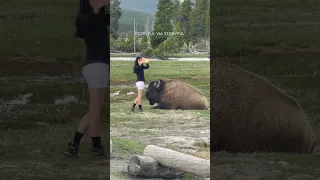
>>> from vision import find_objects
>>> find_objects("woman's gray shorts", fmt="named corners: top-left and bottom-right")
top-left (82, 63), bottom-right (109, 88)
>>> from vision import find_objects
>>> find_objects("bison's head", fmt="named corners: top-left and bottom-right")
top-left (145, 80), bottom-right (165, 105)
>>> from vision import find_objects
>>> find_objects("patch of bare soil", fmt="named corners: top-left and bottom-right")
top-left (111, 80), bottom-right (133, 86)
top-left (0, 55), bottom-right (81, 76)
top-left (211, 152), bottom-right (320, 180)
top-left (110, 110), bottom-right (210, 179)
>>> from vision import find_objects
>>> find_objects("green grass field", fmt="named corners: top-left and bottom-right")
top-left (212, 0), bottom-right (320, 56)
top-left (212, 0), bottom-right (320, 179)
top-left (0, 0), bottom-right (85, 60)
top-left (0, 1), bottom-right (112, 179)
top-left (110, 60), bottom-right (210, 179)
top-left (0, 58), bottom-right (110, 180)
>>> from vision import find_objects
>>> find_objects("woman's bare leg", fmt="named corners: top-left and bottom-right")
top-left (137, 89), bottom-right (143, 105)
top-left (130, 90), bottom-right (140, 111)
top-left (134, 97), bottom-right (138, 104)
top-left (75, 86), bottom-right (106, 135)
top-left (83, 86), bottom-right (107, 156)
top-left (64, 87), bottom-right (104, 157)
top-left (88, 87), bottom-right (106, 137)
top-left (137, 89), bottom-right (143, 111)
top-left (76, 113), bottom-right (89, 134)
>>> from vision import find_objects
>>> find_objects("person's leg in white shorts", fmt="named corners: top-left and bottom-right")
top-left (130, 81), bottom-right (145, 112)
top-left (64, 62), bottom-right (109, 157)
top-left (82, 63), bottom-right (109, 88)
top-left (82, 62), bottom-right (108, 145)
top-left (135, 81), bottom-right (145, 90)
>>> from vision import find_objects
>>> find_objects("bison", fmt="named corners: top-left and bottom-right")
top-left (145, 79), bottom-right (209, 110)
top-left (211, 59), bottom-right (316, 154)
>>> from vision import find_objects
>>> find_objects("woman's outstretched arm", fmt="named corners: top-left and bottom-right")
top-left (141, 58), bottom-right (149, 69)
top-left (142, 63), bottom-right (149, 69)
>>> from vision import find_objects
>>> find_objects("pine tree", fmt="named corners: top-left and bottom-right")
top-left (172, 0), bottom-right (181, 28)
top-left (127, 31), bottom-right (134, 52)
top-left (171, 20), bottom-right (184, 53)
top-left (189, 0), bottom-right (205, 42)
top-left (178, 0), bottom-right (192, 46)
top-left (110, 0), bottom-right (122, 39)
top-left (144, 16), bottom-right (150, 33)
top-left (140, 34), bottom-right (149, 50)
top-left (135, 35), bottom-right (140, 52)
top-left (118, 32), bottom-right (126, 52)
top-left (110, 35), bottom-right (115, 51)
top-left (150, 0), bottom-right (174, 48)
top-left (151, 20), bottom-right (155, 32)
top-left (204, 0), bottom-right (210, 39)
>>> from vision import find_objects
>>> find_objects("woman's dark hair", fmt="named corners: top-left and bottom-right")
top-left (133, 57), bottom-right (142, 73)
top-left (75, 0), bottom-right (106, 38)
top-left (78, 0), bottom-right (106, 17)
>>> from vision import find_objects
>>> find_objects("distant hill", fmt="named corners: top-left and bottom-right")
top-left (119, 0), bottom-right (196, 15)
top-left (119, 0), bottom-right (158, 15)
top-left (118, 9), bottom-right (155, 34)
top-left (117, 0), bottom-right (197, 34)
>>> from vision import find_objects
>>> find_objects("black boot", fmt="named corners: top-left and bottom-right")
top-left (91, 146), bottom-right (106, 157)
top-left (64, 142), bottom-right (79, 158)
top-left (130, 103), bottom-right (136, 111)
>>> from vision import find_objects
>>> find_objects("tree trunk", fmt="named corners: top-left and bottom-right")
top-left (143, 145), bottom-right (210, 178)
top-left (127, 155), bottom-right (185, 179)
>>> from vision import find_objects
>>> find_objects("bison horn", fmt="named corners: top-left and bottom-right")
top-left (156, 80), bottom-right (160, 88)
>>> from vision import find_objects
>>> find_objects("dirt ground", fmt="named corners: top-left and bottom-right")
top-left (212, 150), bottom-right (320, 180)
top-left (109, 86), bottom-right (210, 179)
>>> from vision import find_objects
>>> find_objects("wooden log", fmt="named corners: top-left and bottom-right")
top-left (143, 145), bottom-right (210, 178)
top-left (127, 155), bottom-right (185, 179)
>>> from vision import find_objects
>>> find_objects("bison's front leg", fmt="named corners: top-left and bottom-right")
top-left (151, 104), bottom-right (161, 109)
top-left (152, 103), bottom-right (168, 109)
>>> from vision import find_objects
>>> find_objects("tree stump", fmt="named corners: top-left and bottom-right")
top-left (127, 155), bottom-right (185, 179)
top-left (143, 145), bottom-right (210, 178)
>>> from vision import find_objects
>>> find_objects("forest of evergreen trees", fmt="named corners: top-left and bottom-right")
top-left (110, 0), bottom-right (210, 57)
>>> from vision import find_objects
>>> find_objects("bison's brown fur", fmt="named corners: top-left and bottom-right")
top-left (211, 60), bottom-right (316, 154)
top-left (145, 79), bottom-right (209, 110)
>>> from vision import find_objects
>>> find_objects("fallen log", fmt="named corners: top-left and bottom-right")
top-left (143, 145), bottom-right (210, 178)
top-left (127, 155), bottom-right (185, 179)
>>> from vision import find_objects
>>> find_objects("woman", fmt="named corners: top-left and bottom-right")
top-left (64, 0), bottom-right (110, 158)
top-left (130, 55), bottom-right (149, 112)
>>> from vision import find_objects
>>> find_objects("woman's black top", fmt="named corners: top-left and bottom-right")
top-left (134, 64), bottom-right (149, 82)
top-left (75, 4), bottom-right (109, 66)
